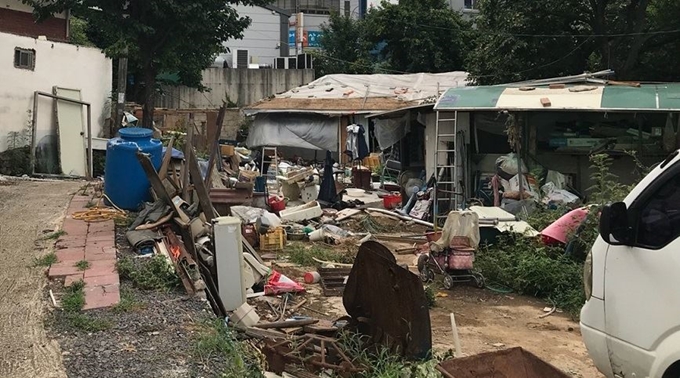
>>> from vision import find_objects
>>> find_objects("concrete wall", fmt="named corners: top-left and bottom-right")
top-left (0, 0), bottom-right (68, 41)
top-left (0, 33), bottom-right (112, 152)
top-left (156, 67), bottom-right (315, 108)
top-left (218, 5), bottom-right (288, 67)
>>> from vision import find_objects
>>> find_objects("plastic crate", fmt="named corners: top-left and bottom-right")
top-left (260, 227), bottom-right (286, 252)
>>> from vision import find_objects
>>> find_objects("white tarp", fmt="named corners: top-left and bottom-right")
top-left (276, 72), bottom-right (469, 102)
top-left (246, 114), bottom-right (338, 151)
top-left (374, 112), bottom-right (410, 149)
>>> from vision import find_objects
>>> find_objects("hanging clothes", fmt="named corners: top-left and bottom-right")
top-left (344, 124), bottom-right (369, 161)
top-left (317, 150), bottom-right (339, 204)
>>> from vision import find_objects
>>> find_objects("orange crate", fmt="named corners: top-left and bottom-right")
top-left (259, 227), bottom-right (286, 252)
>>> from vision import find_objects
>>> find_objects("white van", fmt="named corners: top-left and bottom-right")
top-left (581, 150), bottom-right (680, 378)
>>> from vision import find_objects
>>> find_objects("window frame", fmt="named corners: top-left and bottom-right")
top-left (628, 161), bottom-right (680, 250)
top-left (14, 48), bottom-right (36, 71)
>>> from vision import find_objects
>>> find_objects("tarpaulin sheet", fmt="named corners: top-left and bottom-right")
top-left (246, 114), bottom-right (338, 151)
top-left (374, 112), bottom-right (410, 150)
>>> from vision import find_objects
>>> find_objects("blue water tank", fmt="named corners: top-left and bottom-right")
top-left (104, 127), bottom-right (163, 211)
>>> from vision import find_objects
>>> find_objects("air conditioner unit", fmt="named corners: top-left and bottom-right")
top-left (275, 57), bottom-right (287, 69)
top-left (232, 49), bottom-right (249, 68)
top-left (297, 53), bottom-right (313, 69)
top-left (287, 57), bottom-right (297, 69)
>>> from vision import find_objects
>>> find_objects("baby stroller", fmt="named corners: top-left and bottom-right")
top-left (417, 235), bottom-right (485, 290)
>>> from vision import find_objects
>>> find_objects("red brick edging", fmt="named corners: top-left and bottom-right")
top-left (48, 195), bottom-right (120, 310)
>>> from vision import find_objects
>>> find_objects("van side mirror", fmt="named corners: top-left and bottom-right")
top-left (599, 202), bottom-right (632, 245)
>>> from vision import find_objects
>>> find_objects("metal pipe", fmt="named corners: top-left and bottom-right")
top-left (31, 91), bottom-right (39, 175)
top-left (366, 208), bottom-right (435, 228)
top-left (86, 104), bottom-right (93, 179)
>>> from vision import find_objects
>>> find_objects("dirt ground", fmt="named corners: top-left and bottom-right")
top-left (0, 178), bottom-right (82, 378)
top-left (278, 235), bottom-right (603, 378)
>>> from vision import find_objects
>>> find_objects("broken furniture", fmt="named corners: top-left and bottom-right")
top-left (318, 266), bottom-right (352, 297)
top-left (213, 216), bottom-right (247, 311)
top-left (264, 334), bottom-right (364, 376)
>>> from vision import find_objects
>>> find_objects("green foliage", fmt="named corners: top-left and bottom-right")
top-left (0, 146), bottom-right (31, 177)
top-left (64, 313), bottom-right (112, 332)
top-left (193, 319), bottom-right (265, 377)
top-left (75, 260), bottom-right (90, 271)
top-left (476, 235), bottom-right (585, 318)
top-left (61, 280), bottom-right (86, 312)
top-left (424, 285), bottom-right (436, 309)
top-left (285, 243), bottom-right (355, 266)
top-left (69, 16), bottom-right (94, 46)
top-left (33, 252), bottom-right (58, 267)
top-left (467, 0), bottom-right (680, 84)
top-left (316, 0), bottom-right (471, 76)
top-left (42, 230), bottom-right (67, 240)
top-left (26, 0), bottom-right (270, 127)
top-left (116, 255), bottom-right (180, 291)
top-left (112, 287), bottom-right (145, 313)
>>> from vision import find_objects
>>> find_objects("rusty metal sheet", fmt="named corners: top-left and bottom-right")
top-left (342, 241), bottom-right (432, 360)
top-left (436, 347), bottom-right (570, 378)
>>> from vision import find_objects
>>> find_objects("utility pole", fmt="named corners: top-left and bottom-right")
top-left (115, 49), bottom-right (128, 133)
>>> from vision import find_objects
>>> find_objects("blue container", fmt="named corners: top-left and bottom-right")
top-left (104, 128), bottom-right (163, 211)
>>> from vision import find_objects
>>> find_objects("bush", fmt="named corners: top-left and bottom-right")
top-left (117, 255), bottom-right (180, 291)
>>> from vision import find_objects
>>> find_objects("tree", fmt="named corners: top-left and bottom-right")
top-left (363, 0), bottom-right (471, 73)
top-left (25, 0), bottom-right (270, 127)
top-left (313, 12), bottom-right (374, 77)
top-left (466, 0), bottom-right (680, 84)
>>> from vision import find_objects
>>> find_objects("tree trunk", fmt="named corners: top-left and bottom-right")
top-left (142, 65), bottom-right (157, 129)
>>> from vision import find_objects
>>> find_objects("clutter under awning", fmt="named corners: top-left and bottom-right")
top-left (246, 113), bottom-right (339, 150)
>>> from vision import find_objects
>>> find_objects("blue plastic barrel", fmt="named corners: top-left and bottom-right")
top-left (104, 127), bottom-right (163, 211)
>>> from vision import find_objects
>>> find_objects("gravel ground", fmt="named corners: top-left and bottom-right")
top-left (45, 224), bottom-right (239, 378)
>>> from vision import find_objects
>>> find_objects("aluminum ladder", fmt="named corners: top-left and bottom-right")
top-left (433, 110), bottom-right (460, 225)
top-left (261, 146), bottom-right (279, 189)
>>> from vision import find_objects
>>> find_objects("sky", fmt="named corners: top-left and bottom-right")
top-left (367, 0), bottom-right (398, 10)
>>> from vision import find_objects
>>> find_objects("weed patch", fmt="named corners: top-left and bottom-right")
top-left (33, 252), bottom-right (58, 267)
top-left (43, 230), bottom-right (67, 240)
top-left (112, 287), bottom-right (145, 313)
top-left (424, 286), bottom-right (436, 309)
top-left (285, 243), bottom-right (355, 266)
top-left (117, 255), bottom-right (180, 291)
top-left (61, 280), bottom-right (86, 312)
top-left (75, 260), bottom-right (90, 271)
top-left (64, 313), bottom-right (112, 332)
top-left (193, 319), bottom-right (265, 377)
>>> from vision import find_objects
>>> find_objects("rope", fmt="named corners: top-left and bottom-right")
top-left (72, 194), bottom-right (127, 223)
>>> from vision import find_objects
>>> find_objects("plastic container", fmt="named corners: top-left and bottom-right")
top-left (268, 195), bottom-right (286, 213)
top-left (231, 303), bottom-right (260, 328)
top-left (383, 193), bottom-right (402, 209)
top-left (304, 271), bottom-right (321, 284)
top-left (260, 227), bottom-right (286, 252)
top-left (104, 127), bottom-right (162, 210)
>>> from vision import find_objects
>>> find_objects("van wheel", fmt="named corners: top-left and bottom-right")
top-left (663, 361), bottom-right (680, 378)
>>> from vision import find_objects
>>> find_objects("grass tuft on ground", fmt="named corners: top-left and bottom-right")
top-left (59, 279), bottom-right (112, 332)
top-left (112, 287), bottom-right (145, 313)
top-left (193, 319), bottom-right (265, 377)
top-left (74, 260), bottom-right (90, 271)
top-left (33, 252), bottom-right (58, 267)
top-left (117, 254), bottom-right (180, 291)
top-left (285, 243), bottom-right (355, 266)
top-left (42, 230), bottom-right (67, 240)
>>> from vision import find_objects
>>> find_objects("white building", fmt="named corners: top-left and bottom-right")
top-left (0, 0), bottom-right (112, 173)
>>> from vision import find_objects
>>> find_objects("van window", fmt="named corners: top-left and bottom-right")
top-left (636, 175), bottom-right (680, 248)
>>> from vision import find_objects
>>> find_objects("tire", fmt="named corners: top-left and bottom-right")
top-left (442, 275), bottom-right (454, 290)
top-left (473, 273), bottom-right (485, 288)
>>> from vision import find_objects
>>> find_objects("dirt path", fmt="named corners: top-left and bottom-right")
top-left (0, 179), bottom-right (82, 378)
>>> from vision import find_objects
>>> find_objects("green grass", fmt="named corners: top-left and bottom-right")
top-left (285, 243), bottom-right (355, 266)
top-left (75, 260), bottom-right (90, 271)
top-left (33, 252), bottom-right (58, 267)
top-left (42, 230), bottom-right (67, 240)
top-left (193, 319), bottom-right (265, 377)
top-left (64, 313), bottom-right (112, 332)
top-left (112, 287), bottom-right (145, 313)
top-left (117, 255), bottom-right (180, 291)
top-left (61, 280), bottom-right (86, 312)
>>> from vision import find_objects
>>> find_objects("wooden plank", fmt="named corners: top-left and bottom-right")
top-left (204, 104), bottom-right (227, 188)
top-left (158, 136), bottom-right (175, 180)
top-left (182, 116), bottom-right (195, 202)
top-left (188, 147), bottom-right (216, 221)
top-left (136, 152), bottom-right (189, 223)
top-left (254, 319), bottom-right (319, 329)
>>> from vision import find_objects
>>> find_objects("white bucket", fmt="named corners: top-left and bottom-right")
top-left (309, 228), bottom-right (325, 242)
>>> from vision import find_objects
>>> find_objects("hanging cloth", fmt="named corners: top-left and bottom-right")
top-left (356, 124), bottom-right (369, 161)
top-left (317, 150), bottom-right (339, 204)
top-left (345, 124), bottom-right (370, 161)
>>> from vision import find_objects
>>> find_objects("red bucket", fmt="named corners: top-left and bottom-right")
top-left (268, 196), bottom-right (286, 212)
top-left (383, 193), bottom-right (402, 209)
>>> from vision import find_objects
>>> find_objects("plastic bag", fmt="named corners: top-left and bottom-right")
top-left (496, 153), bottom-right (528, 178)
top-left (541, 182), bottom-right (579, 205)
top-left (264, 270), bottom-right (305, 295)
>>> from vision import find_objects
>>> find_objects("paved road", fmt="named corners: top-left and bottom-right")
top-left (0, 179), bottom-right (81, 378)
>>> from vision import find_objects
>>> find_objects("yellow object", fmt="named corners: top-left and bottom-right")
top-left (220, 144), bottom-right (235, 157)
top-left (259, 227), bottom-right (286, 252)
top-left (238, 169), bottom-right (259, 183)
top-left (72, 195), bottom-right (127, 223)
top-left (362, 155), bottom-right (380, 170)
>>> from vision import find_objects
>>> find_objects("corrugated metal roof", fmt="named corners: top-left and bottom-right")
top-left (434, 83), bottom-right (680, 112)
